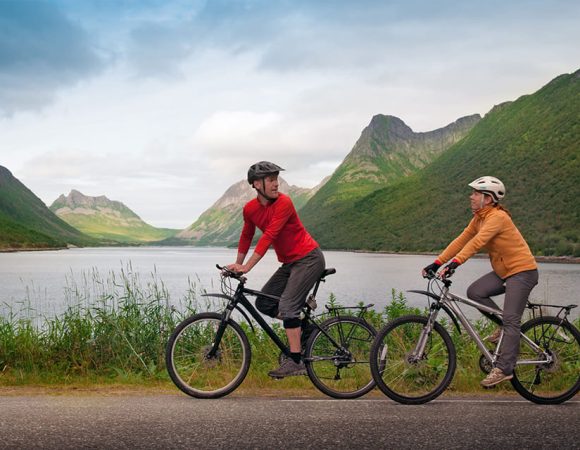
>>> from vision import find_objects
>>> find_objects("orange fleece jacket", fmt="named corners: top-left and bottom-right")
top-left (437, 206), bottom-right (537, 279)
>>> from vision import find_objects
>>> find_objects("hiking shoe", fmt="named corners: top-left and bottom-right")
top-left (268, 359), bottom-right (307, 378)
top-left (485, 328), bottom-right (502, 344)
top-left (480, 368), bottom-right (513, 388)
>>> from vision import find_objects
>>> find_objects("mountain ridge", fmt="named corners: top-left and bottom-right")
top-left (298, 113), bottom-right (481, 232)
top-left (304, 69), bottom-right (580, 256)
top-left (50, 190), bottom-right (178, 243)
top-left (0, 166), bottom-right (96, 249)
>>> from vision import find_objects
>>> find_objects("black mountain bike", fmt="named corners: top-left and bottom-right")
top-left (370, 273), bottom-right (580, 405)
top-left (166, 265), bottom-right (376, 399)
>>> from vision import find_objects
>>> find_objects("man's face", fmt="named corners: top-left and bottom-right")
top-left (255, 174), bottom-right (279, 199)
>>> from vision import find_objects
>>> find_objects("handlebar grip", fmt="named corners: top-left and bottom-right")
top-left (422, 269), bottom-right (437, 280)
top-left (216, 264), bottom-right (244, 279)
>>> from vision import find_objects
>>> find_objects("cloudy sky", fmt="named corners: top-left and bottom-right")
top-left (0, 0), bottom-right (578, 229)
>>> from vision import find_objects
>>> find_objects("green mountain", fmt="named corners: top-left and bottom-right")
top-left (50, 190), bottom-right (178, 243)
top-left (0, 166), bottom-right (96, 250)
top-left (299, 114), bottom-right (481, 232)
top-left (177, 177), bottom-right (327, 246)
top-left (303, 70), bottom-right (580, 256)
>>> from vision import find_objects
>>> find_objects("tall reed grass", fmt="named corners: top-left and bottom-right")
top-left (0, 265), bottom-right (201, 383)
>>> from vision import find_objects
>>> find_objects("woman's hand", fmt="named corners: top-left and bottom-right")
top-left (422, 261), bottom-right (441, 278)
top-left (440, 260), bottom-right (460, 279)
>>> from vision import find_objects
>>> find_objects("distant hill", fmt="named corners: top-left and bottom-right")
top-left (299, 114), bottom-right (481, 232)
top-left (50, 190), bottom-right (178, 243)
top-left (0, 166), bottom-right (96, 250)
top-left (303, 70), bottom-right (580, 256)
top-left (176, 177), bottom-right (327, 246)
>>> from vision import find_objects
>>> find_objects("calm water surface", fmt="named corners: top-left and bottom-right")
top-left (0, 247), bottom-right (578, 320)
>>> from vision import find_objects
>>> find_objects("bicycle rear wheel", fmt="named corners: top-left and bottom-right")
top-left (305, 316), bottom-right (376, 399)
top-left (370, 315), bottom-right (456, 404)
top-left (166, 312), bottom-right (251, 398)
top-left (511, 316), bottom-right (580, 404)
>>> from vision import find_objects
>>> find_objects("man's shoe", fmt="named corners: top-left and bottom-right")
top-left (484, 328), bottom-right (502, 344)
top-left (480, 368), bottom-right (513, 388)
top-left (268, 359), bottom-right (307, 378)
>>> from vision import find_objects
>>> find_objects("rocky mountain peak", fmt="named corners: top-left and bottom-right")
top-left (366, 114), bottom-right (414, 141)
top-left (50, 190), bottom-right (140, 219)
top-left (343, 113), bottom-right (481, 167)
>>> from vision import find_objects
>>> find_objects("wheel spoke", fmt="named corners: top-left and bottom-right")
top-left (305, 317), bottom-right (376, 399)
top-left (511, 317), bottom-right (580, 404)
top-left (166, 313), bottom-right (250, 398)
top-left (370, 315), bottom-right (456, 404)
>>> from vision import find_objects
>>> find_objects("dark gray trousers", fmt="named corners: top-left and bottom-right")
top-left (255, 248), bottom-right (325, 325)
top-left (467, 269), bottom-right (539, 374)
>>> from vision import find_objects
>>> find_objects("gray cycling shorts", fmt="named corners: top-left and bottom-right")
top-left (255, 247), bottom-right (325, 322)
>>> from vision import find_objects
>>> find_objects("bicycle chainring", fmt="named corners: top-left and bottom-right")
top-left (479, 354), bottom-right (493, 374)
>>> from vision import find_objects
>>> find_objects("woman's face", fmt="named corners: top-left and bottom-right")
top-left (470, 189), bottom-right (492, 212)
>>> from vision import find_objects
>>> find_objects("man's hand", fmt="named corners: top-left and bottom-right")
top-left (226, 263), bottom-right (248, 274)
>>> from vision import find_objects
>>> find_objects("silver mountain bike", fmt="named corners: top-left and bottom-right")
top-left (370, 272), bottom-right (580, 405)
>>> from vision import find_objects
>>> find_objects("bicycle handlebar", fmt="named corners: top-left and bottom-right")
top-left (423, 270), bottom-right (452, 287)
top-left (216, 264), bottom-right (246, 282)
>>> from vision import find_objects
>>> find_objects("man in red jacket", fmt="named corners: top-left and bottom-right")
top-left (227, 161), bottom-right (325, 378)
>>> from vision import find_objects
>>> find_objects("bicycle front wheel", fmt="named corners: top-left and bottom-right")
top-left (166, 312), bottom-right (251, 399)
top-left (370, 315), bottom-right (456, 404)
top-left (305, 316), bottom-right (376, 399)
top-left (511, 316), bottom-right (580, 404)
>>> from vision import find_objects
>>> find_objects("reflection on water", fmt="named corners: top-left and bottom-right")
top-left (0, 247), bottom-right (578, 320)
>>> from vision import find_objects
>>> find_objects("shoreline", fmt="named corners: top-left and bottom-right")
top-left (1, 245), bottom-right (579, 264)
top-left (0, 246), bottom-right (68, 253)
top-left (348, 249), bottom-right (580, 264)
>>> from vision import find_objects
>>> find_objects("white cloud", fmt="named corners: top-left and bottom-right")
top-left (1, 0), bottom-right (578, 228)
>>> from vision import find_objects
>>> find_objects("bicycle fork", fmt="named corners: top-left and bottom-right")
top-left (410, 310), bottom-right (441, 363)
top-left (207, 304), bottom-right (235, 358)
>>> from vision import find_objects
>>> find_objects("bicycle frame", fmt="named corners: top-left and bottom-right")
top-left (203, 272), bottom-right (353, 360)
top-left (412, 280), bottom-right (553, 368)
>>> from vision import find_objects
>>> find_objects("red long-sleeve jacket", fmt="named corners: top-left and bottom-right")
top-left (238, 193), bottom-right (319, 264)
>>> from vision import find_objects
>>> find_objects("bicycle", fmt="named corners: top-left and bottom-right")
top-left (166, 264), bottom-right (377, 399)
top-left (370, 272), bottom-right (580, 405)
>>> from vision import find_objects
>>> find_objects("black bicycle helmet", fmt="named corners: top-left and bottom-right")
top-left (247, 161), bottom-right (284, 184)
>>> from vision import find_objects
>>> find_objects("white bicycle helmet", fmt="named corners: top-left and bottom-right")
top-left (468, 176), bottom-right (505, 202)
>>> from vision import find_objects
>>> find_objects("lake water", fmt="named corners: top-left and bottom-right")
top-left (0, 247), bottom-right (578, 320)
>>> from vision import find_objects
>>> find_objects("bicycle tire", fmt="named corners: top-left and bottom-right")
top-left (370, 315), bottom-right (456, 404)
top-left (304, 316), bottom-right (376, 399)
top-left (166, 312), bottom-right (251, 399)
top-left (510, 316), bottom-right (580, 404)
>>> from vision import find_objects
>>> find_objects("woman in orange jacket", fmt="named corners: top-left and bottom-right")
top-left (422, 176), bottom-right (538, 387)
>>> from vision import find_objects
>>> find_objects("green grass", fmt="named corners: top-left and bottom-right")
top-left (0, 269), bottom-right (577, 395)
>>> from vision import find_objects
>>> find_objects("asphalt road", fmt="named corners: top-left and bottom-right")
top-left (0, 393), bottom-right (578, 449)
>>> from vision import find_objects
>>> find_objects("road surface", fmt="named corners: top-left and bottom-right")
top-left (0, 393), bottom-right (578, 449)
